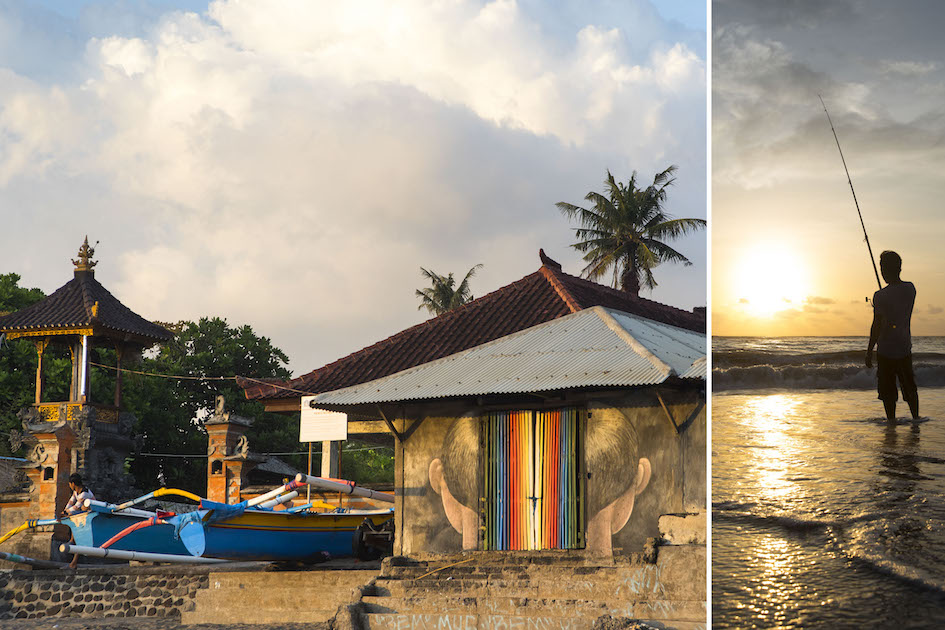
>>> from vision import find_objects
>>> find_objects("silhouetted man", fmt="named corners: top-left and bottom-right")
top-left (866, 250), bottom-right (918, 421)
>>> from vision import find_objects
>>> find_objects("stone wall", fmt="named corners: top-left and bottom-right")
top-left (0, 567), bottom-right (208, 620)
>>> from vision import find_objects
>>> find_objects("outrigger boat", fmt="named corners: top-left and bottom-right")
top-left (0, 475), bottom-right (394, 564)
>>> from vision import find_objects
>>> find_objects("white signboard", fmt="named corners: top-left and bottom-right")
top-left (300, 397), bottom-right (348, 442)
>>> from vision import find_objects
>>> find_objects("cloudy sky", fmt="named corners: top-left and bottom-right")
top-left (0, 0), bottom-right (706, 374)
top-left (713, 0), bottom-right (945, 336)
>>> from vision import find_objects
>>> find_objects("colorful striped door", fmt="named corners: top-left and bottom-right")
top-left (481, 408), bottom-right (584, 550)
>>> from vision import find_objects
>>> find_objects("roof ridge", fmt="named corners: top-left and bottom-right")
top-left (79, 273), bottom-right (97, 321)
top-left (559, 269), bottom-right (699, 317)
top-left (539, 265), bottom-right (582, 313)
top-left (592, 306), bottom-right (672, 376)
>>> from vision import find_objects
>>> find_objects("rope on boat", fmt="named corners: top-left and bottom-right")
top-left (100, 515), bottom-right (172, 549)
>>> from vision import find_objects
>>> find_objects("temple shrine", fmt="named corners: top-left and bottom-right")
top-left (0, 238), bottom-right (172, 555)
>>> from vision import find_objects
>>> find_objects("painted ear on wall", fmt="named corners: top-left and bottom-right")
top-left (428, 457), bottom-right (479, 550)
top-left (428, 458), bottom-right (463, 534)
top-left (610, 457), bottom-right (652, 535)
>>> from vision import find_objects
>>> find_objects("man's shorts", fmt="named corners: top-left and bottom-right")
top-left (877, 353), bottom-right (918, 402)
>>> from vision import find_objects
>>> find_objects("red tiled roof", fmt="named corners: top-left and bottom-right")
top-left (0, 270), bottom-right (172, 343)
top-left (237, 255), bottom-right (704, 401)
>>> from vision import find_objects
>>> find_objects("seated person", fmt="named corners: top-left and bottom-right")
top-left (62, 473), bottom-right (95, 516)
top-left (61, 473), bottom-right (95, 569)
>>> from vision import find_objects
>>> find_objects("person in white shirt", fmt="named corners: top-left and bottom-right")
top-left (866, 250), bottom-right (919, 421)
top-left (61, 473), bottom-right (94, 568)
top-left (62, 473), bottom-right (94, 516)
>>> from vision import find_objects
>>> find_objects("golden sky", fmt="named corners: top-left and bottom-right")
top-left (713, 0), bottom-right (945, 337)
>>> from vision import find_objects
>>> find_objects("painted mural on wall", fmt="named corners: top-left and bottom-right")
top-left (427, 414), bottom-right (480, 551)
top-left (409, 389), bottom-right (705, 557)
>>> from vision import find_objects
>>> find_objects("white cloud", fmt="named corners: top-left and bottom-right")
top-left (0, 0), bottom-right (706, 370)
top-left (880, 60), bottom-right (938, 77)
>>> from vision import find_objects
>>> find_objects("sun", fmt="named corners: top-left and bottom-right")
top-left (734, 244), bottom-right (809, 318)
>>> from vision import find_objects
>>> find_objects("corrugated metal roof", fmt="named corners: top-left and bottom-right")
top-left (312, 306), bottom-right (705, 407)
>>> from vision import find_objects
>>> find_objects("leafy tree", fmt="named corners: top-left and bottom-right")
top-left (340, 441), bottom-right (394, 487)
top-left (123, 317), bottom-right (295, 493)
top-left (415, 264), bottom-right (483, 316)
top-left (0, 274), bottom-right (51, 457)
top-left (556, 167), bottom-right (706, 295)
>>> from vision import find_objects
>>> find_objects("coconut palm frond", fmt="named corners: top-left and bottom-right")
top-left (416, 264), bottom-right (483, 316)
top-left (555, 166), bottom-right (703, 294)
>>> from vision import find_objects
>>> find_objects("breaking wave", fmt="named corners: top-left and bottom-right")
top-left (713, 351), bottom-right (945, 391)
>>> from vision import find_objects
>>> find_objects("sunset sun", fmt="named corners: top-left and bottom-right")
top-left (735, 244), bottom-right (809, 318)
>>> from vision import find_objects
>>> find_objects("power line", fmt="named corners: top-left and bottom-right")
top-left (87, 362), bottom-right (315, 397)
top-left (133, 446), bottom-right (392, 458)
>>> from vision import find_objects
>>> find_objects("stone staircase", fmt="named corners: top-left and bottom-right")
top-left (358, 548), bottom-right (706, 630)
top-left (181, 567), bottom-right (379, 625)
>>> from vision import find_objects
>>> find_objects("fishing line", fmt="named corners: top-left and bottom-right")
top-left (819, 95), bottom-right (882, 291)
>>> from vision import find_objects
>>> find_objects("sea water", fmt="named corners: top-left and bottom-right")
top-left (713, 336), bottom-right (945, 628)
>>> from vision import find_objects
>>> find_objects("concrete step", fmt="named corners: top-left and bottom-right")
top-left (181, 569), bottom-right (377, 625)
top-left (373, 575), bottom-right (668, 601)
top-left (182, 607), bottom-right (336, 625)
top-left (192, 586), bottom-right (352, 609)
top-left (206, 569), bottom-right (377, 588)
top-left (363, 612), bottom-right (594, 630)
top-left (363, 612), bottom-right (705, 630)
top-left (361, 596), bottom-right (705, 621)
top-left (362, 595), bottom-right (608, 617)
top-left (381, 563), bottom-right (636, 579)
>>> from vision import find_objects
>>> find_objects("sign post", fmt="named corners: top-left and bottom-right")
top-left (300, 397), bottom-right (347, 492)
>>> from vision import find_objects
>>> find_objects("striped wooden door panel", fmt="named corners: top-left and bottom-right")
top-left (481, 408), bottom-right (584, 550)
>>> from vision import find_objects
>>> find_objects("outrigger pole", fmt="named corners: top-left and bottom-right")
top-left (819, 94), bottom-right (883, 290)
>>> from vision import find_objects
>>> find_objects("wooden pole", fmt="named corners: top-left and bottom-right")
top-left (33, 339), bottom-right (47, 404)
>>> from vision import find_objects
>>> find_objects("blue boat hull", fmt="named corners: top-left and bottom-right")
top-left (178, 509), bottom-right (394, 561)
top-left (63, 511), bottom-right (189, 556)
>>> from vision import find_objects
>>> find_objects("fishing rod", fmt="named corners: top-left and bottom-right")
top-left (819, 94), bottom-right (882, 291)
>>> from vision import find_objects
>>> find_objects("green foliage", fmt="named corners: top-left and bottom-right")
top-left (340, 441), bottom-right (395, 486)
top-left (0, 274), bottom-right (48, 457)
top-left (556, 167), bottom-right (706, 295)
top-left (0, 273), bottom-right (45, 316)
top-left (415, 264), bottom-right (483, 316)
top-left (124, 317), bottom-right (294, 494)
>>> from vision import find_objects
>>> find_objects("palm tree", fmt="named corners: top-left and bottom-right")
top-left (556, 166), bottom-right (705, 296)
top-left (415, 264), bottom-right (483, 316)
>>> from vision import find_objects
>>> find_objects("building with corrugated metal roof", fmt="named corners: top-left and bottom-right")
top-left (249, 252), bottom-right (706, 562)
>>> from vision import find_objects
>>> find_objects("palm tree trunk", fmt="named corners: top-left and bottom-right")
top-left (620, 248), bottom-right (640, 296)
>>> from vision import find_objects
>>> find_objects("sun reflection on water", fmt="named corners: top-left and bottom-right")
top-left (742, 394), bottom-right (802, 500)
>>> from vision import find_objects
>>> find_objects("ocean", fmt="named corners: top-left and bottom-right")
top-left (713, 336), bottom-right (945, 629)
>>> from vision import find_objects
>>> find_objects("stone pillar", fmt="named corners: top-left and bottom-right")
top-left (22, 426), bottom-right (75, 541)
top-left (206, 396), bottom-right (256, 504)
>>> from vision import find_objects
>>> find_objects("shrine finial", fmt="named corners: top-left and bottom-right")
top-left (72, 236), bottom-right (98, 273)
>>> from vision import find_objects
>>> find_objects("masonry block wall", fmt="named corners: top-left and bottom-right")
top-left (0, 569), bottom-right (209, 620)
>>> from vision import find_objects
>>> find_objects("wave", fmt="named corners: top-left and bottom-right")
top-left (714, 506), bottom-right (945, 595)
top-left (712, 506), bottom-right (840, 533)
top-left (713, 361), bottom-right (945, 391)
top-left (714, 350), bottom-right (945, 369)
